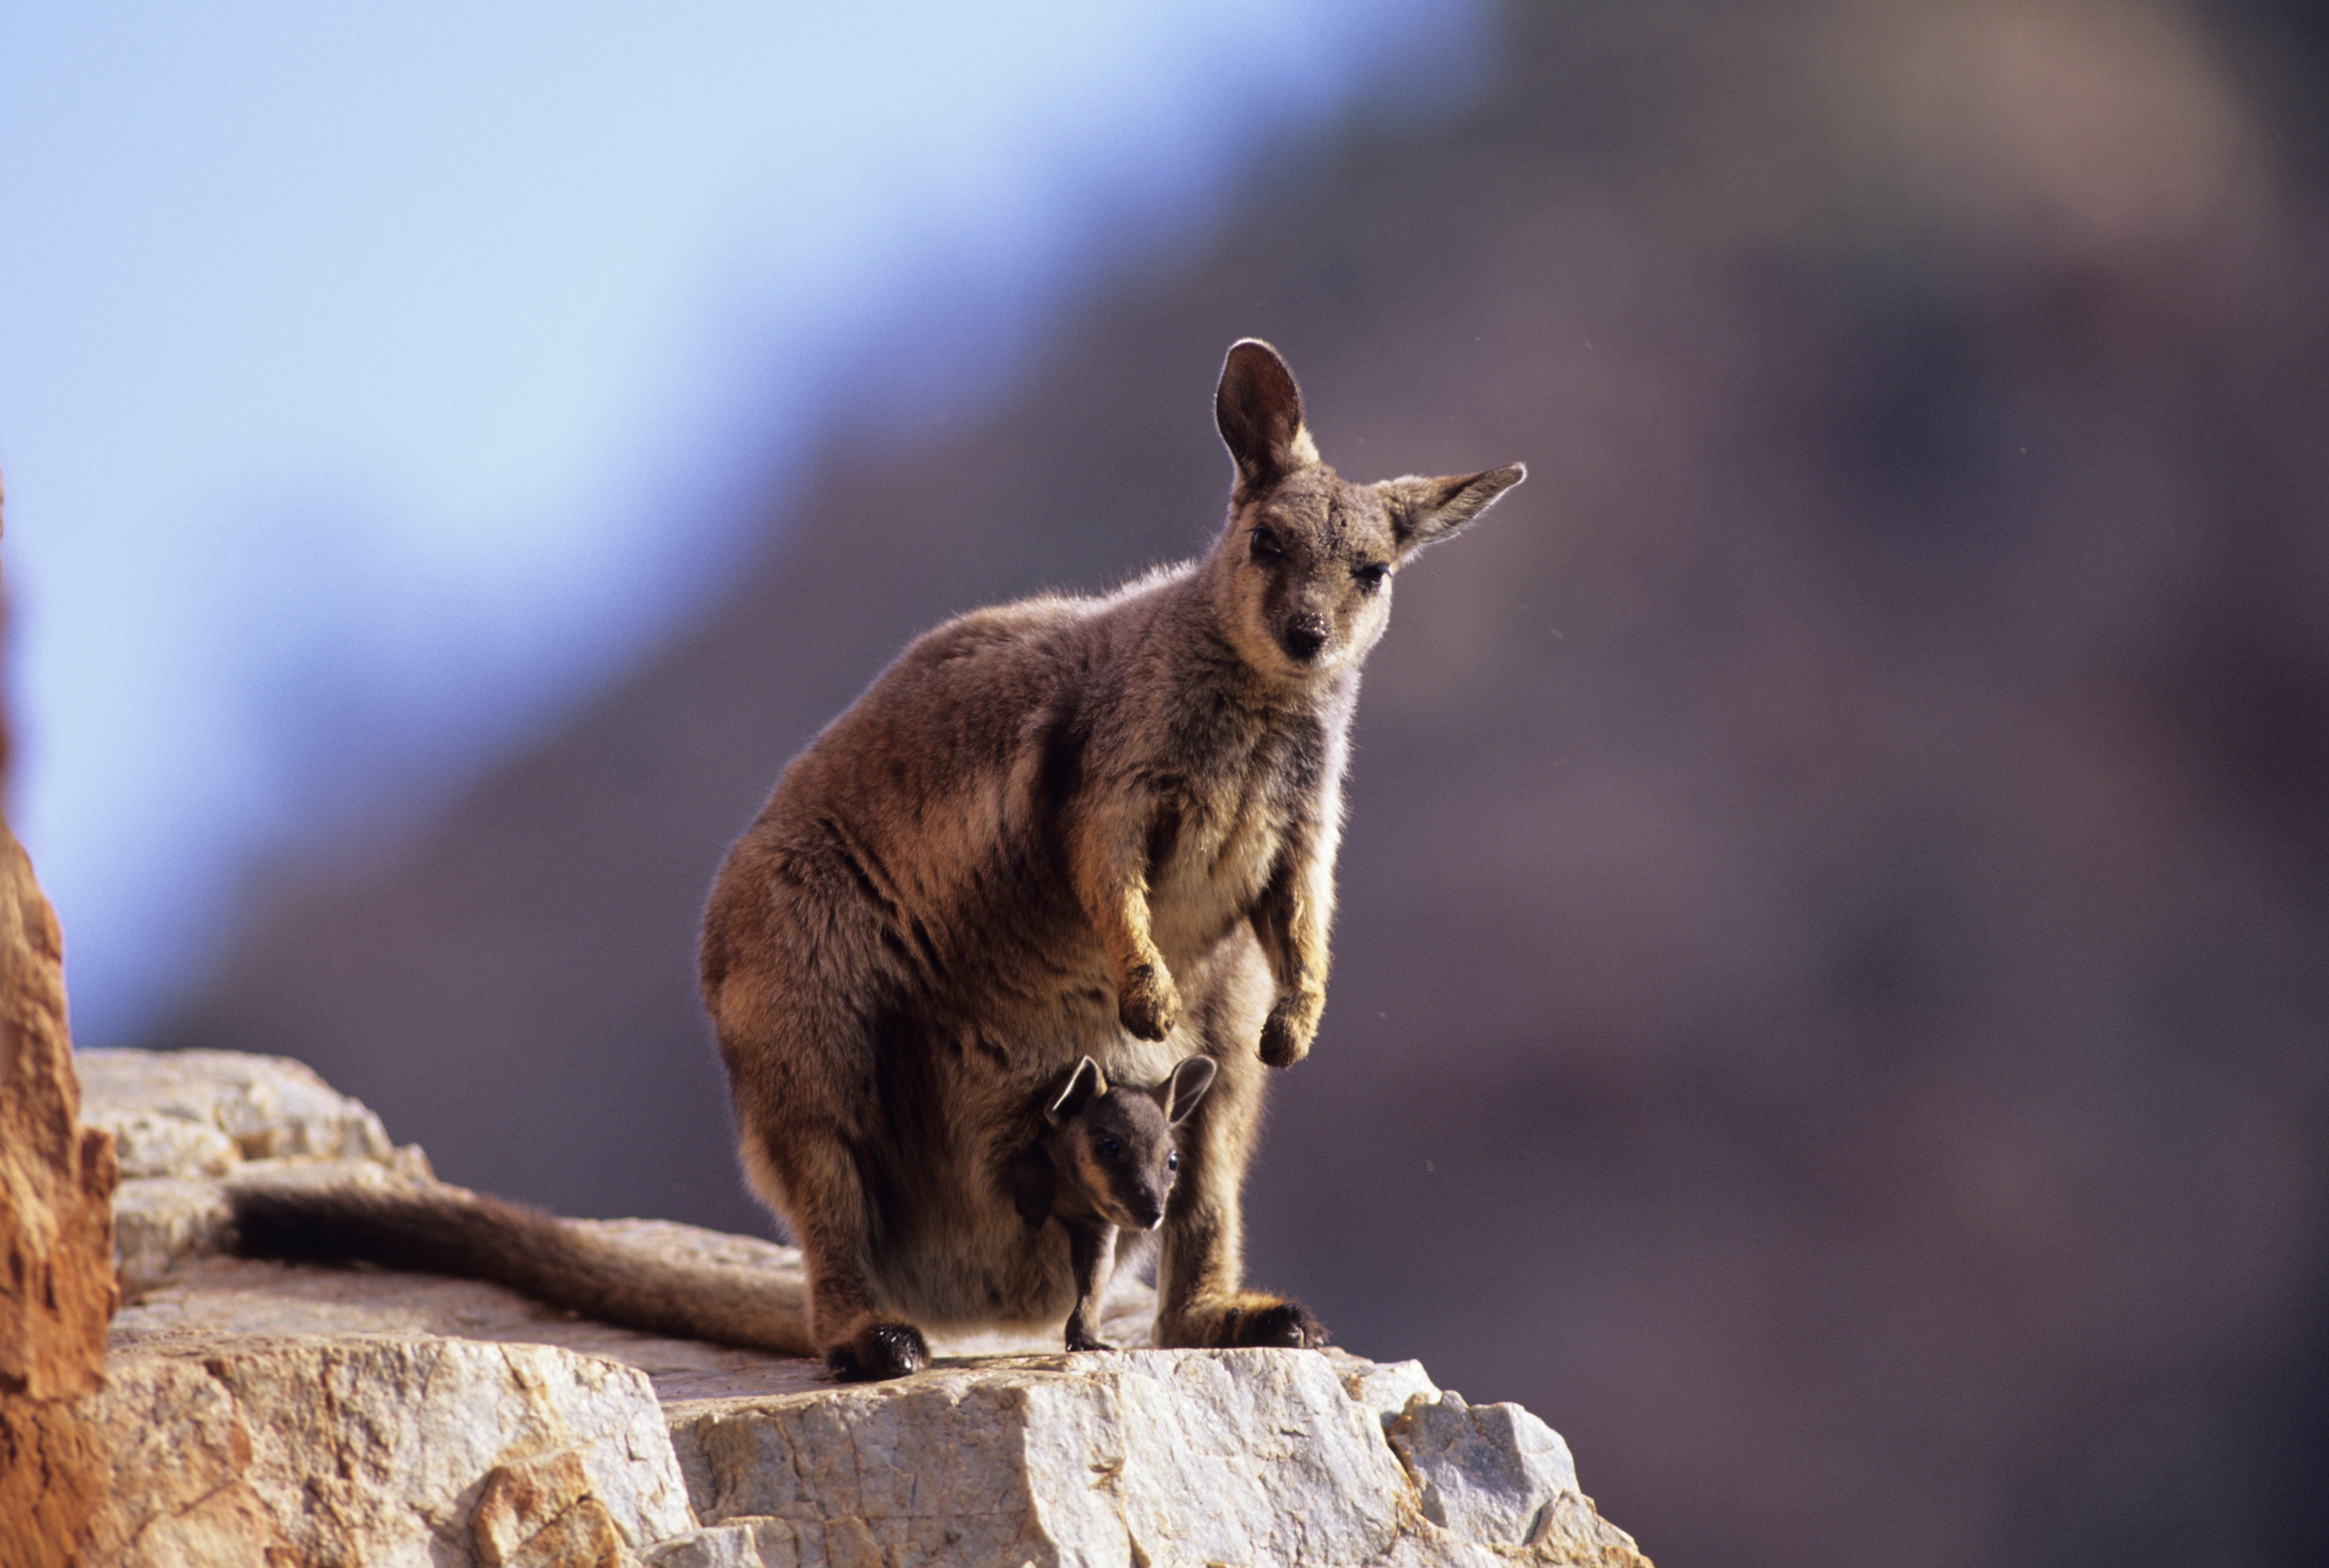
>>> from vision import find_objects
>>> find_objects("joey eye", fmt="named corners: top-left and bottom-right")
top-left (1249, 524), bottom-right (1286, 562)
top-left (1096, 1138), bottom-right (1123, 1159)
top-left (1354, 561), bottom-right (1388, 592)
top-left (1166, 1151), bottom-right (1180, 1173)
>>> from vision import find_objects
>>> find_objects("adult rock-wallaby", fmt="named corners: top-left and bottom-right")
top-left (229, 340), bottom-right (1521, 1378)
top-left (1013, 1054), bottom-right (1216, 1353)
top-left (702, 338), bottom-right (1523, 1378)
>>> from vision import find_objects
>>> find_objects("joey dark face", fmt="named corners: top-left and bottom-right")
top-left (1046, 1055), bottom-right (1216, 1232)
top-left (1071, 1093), bottom-right (1180, 1232)
top-left (1211, 339), bottom-right (1526, 683)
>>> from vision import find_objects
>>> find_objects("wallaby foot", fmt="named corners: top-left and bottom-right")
top-left (1220, 1298), bottom-right (1328, 1348)
top-left (824, 1320), bottom-right (931, 1381)
top-left (1159, 1292), bottom-right (1330, 1350)
top-left (1064, 1291), bottom-right (1114, 1352)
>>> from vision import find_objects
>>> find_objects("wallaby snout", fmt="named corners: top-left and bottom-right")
top-left (1097, 1155), bottom-right (1170, 1232)
top-left (1282, 610), bottom-right (1329, 663)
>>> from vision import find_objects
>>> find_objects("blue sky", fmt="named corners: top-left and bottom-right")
top-left (0, 1), bottom-right (1484, 1043)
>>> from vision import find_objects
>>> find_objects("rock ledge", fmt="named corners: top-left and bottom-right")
top-left (77, 1049), bottom-right (1649, 1568)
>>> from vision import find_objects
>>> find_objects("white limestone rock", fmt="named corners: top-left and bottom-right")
top-left (78, 1334), bottom-right (694, 1567)
top-left (666, 1348), bottom-right (1640, 1567)
top-left (77, 1048), bottom-right (411, 1165)
top-left (1388, 1390), bottom-right (1582, 1546)
top-left (1338, 1354), bottom-right (1446, 1425)
top-left (107, 1173), bottom-right (232, 1294)
top-left (79, 1048), bottom-right (433, 1292)
top-left (102, 1106), bottom-right (240, 1178)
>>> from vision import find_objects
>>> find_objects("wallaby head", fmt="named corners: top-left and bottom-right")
top-left (1044, 1054), bottom-right (1217, 1233)
top-left (1207, 338), bottom-right (1526, 682)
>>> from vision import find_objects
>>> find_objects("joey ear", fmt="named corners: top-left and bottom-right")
top-left (1215, 339), bottom-right (1320, 493)
top-left (1386, 464), bottom-right (1526, 554)
top-left (1048, 1056), bottom-right (1106, 1124)
top-left (1159, 1055), bottom-right (1218, 1126)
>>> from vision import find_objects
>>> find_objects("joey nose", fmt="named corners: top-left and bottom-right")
top-left (1282, 614), bottom-right (1328, 662)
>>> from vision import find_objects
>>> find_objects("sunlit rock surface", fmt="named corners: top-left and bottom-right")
top-left (77, 1049), bottom-right (1648, 1566)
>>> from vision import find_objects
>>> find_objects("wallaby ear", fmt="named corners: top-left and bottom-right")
top-left (1159, 1055), bottom-right (1218, 1126)
top-left (1215, 339), bottom-right (1320, 493)
top-left (1048, 1056), bottom-right (1107, 1124)
top-left (1385, 464), bottom-right (1526, 555)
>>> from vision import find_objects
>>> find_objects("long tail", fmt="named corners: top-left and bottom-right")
top-left (228, 1182), bottom-right (816, 1356)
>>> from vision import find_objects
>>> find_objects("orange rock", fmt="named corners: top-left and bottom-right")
top-left (0, 483), bottom-right (122, 1568)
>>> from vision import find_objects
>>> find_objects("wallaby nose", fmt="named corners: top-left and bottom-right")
top-left (1282, 614), bottom-right (1328, 662)
top-left (1131, 1200), bottom-right (1166, 1231)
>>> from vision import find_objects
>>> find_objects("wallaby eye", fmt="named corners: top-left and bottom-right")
top-left (1249, 524), bottom-right (1285, 562)
top-left (1166, 1151), bottom-right (1180, 1173)
top-left (1354, 561), bottom-right (1388, 592)
top-left (1096, 1138), bottom-right (1122, 1159)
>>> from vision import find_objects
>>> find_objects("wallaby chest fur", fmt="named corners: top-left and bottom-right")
top-left (701, 339), bottom-right (1521, 1376)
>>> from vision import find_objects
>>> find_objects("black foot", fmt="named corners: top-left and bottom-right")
top-left (825, 1321), bottom-right (931, 1381)
top-left (1220, 1300), bottom-right (1330, 1349)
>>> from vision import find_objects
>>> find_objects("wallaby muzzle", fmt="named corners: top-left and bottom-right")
top-left (1282, 612), bottom-right (1329, 662)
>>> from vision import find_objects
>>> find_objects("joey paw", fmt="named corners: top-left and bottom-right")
top-left (1118, 963), bottom-right (1183, 1041)
top-left (1064, 1330), bottom-right (1117, 1353)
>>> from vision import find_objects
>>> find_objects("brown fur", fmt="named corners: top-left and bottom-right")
top-left (702, 339), bottom-right (1523, 1378)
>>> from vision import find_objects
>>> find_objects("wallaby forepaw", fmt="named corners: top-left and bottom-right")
top-left (1257, 991), bottom-right (1321, 1067)
top-left (825, 1321), bottom-right (931, 1381)
top-left (1065, 1329), bottom-right (1117, 1353)
top-left (1118, 963), bottom-right (1183, 1041)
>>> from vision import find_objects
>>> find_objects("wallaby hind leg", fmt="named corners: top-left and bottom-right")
top-left (722, 974), bottom-right (931, 1377)
top-left (712, 852), bottom-right (937, 1381)
top-left (740, 1108), bottom-right (931, 1379)
top-left (1152, 1040), bottom-right (1328, 1350)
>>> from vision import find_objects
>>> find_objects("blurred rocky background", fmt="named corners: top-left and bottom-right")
top-left (108, 1), bottom-right (2329, 1564)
